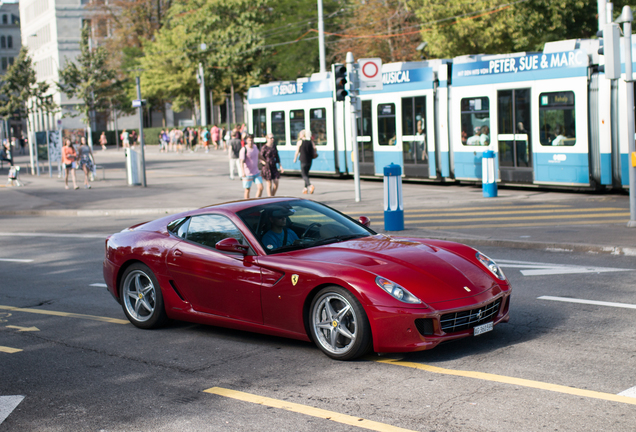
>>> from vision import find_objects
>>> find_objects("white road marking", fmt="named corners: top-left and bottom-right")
top-left (89, 283), bottom-right (107, 288)
top-left (0, 258), bottom-right (33, 263)
top-left (494, 259), bottom-right (632, 276)
top-left (0, 396), bottom-right (24, 425)
top-left (0, 232), bottom-right (107, 239)
top-left (538, 296), bottom-right (636, 310)
top-left (618, 386), bottom-right (636, 398)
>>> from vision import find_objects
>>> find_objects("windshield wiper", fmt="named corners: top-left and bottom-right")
top-left (311, 234), bottom-right (368, 247)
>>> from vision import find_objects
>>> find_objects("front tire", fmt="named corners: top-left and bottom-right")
top-left (120, 263), bottom-right (168, 329)
top-left (309, 286), bottom-right (372, 360)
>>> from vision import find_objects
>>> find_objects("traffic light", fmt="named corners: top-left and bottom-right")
top-left (598, 23), bottom-right (621, 79)
top-left (332, 63), bottom-right (348, 101)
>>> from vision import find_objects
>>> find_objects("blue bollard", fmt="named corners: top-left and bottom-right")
top-left (383, 163), bottom-right (404, 231)
top-left (482, 150), bottom-right (497, 197)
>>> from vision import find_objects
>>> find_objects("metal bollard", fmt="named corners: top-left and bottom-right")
top-left (383, 163), bottom-right (404, 231)
top-left (125, 148), bottom-right (142, 186)
top-left (482, 150), bottom-right (497, 198)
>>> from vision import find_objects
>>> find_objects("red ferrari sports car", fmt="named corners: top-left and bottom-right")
top-left (103, 197), bottom-right (511, 360)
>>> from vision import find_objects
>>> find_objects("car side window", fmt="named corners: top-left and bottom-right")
top-left (167, 217), bottom-right (190, 239)
top-left (186, 214), bottom-right (246, 250)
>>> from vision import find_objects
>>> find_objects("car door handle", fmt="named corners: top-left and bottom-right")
top-left (173, 249), bottom-right (183, 257)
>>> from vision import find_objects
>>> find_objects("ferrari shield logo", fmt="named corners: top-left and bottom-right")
top-left (291, 274), bottom-right (299, 286)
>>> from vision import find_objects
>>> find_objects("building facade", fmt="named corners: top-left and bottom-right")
top-left (0, 1), bottom-right (24, 140)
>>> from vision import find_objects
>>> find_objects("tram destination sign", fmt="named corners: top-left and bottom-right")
top-left (452, 49), bottom-right (589, 86)
top-left (248, 79), bottom-right (333, 103)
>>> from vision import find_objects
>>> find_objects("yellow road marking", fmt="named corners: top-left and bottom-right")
top-left (375, 359), bottom-right (636, 406)
top-left (412, 219), bottom-right (630, 230)
top-left (204, 387), bottom-right (417, 432)
top-left (0, 305), bottom-right (129, 324)
top-left (0, 346), bottom-right (23, 353)
top-left (405, 208), bottom-right (625, 217)
top-left (6, 325), bottom-right (39, 332)
top-left (405, 212), bottom-right (629, 224)
top-left (352, 205), bottom-right (568, 215)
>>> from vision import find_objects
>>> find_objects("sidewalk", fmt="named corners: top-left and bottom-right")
top-left (0, 146), bottom-right (634, 255)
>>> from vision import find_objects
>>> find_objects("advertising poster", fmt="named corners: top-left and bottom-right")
top-left (48, 130), bottom-right (62, 163)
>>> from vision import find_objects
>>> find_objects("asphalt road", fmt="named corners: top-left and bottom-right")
top-left (1, 218), bottom-right (636, 431)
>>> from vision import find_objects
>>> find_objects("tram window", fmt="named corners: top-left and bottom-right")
top-left (378, 103), bottom-right (396, 146)
top-left (252, 109), bottom-right (267, 140)
top-left (289, 109), bottom-right (305, 145)
top-left (461, 97), bottom-right (490, 146)
top-left (271, 111), bottom-right (286, 146)
top-left (358, 100), bottom-right (372, 136)
top-left (310, 108), bottom-right (327, 146)
top-left (402, 97), bottom-right (426, 135)
top-left (539, 92), bottom-right (575, 146)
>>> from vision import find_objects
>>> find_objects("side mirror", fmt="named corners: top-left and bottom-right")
top-left (358, 216), bottom-right (371, 228)
top-left (215, 238), bottom-right (249, 255)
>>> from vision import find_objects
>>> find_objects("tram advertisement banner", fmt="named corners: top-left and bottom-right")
top-left (452, 49), bottom-right (589, 85)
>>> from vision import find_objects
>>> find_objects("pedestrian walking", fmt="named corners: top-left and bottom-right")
top-left (77, 137), bottom-right (95, 189)
top-left (130, 130), bottom-right (138, 147)
top-left (228, 131), bottom-right (242, 180)
top-left (238, 134), bottom-right (263, 199)
top-left (260, 133), bottom-right (283, 196)
top-left (211, 124), bottom-right (220, 150)
top-left (169, 128), bottom-right (177, 152)
top-left (159, 129), bottom-right (169, 152)
top-left (0, 139), bottom-right (12, 167)
top-left (99, 131), bottom-right (108, 151)
top-left (293, 129), bottom-right (316, 194)
top-left (62, 138), bottom-right (79, 190)
top-left (121, 129), bottom-right (130, 148)
top-left (202, 127), bottom-right (210, 153)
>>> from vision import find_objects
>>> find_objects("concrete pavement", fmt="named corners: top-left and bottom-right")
top-left (0, 145), bottom-right (634, 255)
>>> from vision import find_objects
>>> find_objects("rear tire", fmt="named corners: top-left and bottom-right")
top-left (120, 263), bottom-right (168, 329)
top-left (309, 286), bottom-right (372, 360)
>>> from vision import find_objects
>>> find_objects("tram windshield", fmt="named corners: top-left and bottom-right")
top-left (539, 92), bottom-right (576, 146)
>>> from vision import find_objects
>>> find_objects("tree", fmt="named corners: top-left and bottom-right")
top-left (58, 24), bottom-right (117, 147)
top-left (330, 0), bottom-right (423, 64)
top-left (0, 47), bottom-right (57, 140)
top-left (140, 0), bottom-right (270, 124)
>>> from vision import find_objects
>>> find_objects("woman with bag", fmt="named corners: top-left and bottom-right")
top-left (259, 133), bottom-right (284, 196)
top-left (293, 129), bottom-right (316, 194)
top-left (62, 139), bottom-right (79, 190)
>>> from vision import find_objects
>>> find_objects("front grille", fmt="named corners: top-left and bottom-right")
top-left (414, 318), bottom-right (434, 336)
top-left (440, 299), bottom-right (502, 334)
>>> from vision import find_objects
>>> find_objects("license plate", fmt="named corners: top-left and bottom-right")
top-left (473, 322), bottom-right (493, 336)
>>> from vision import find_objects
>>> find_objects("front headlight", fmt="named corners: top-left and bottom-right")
top-left (476, 252), bottom-right (506, 280)
top-left (376, 276), bottom-right (424, 305)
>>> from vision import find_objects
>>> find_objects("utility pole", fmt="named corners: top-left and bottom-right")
top-left (346, 52), bottom-right (361, 202)
top-left (317, 0), bottom-right (326, 73)
top-left (199, 43), bottom-right (207, 127)
top-left (135, 77), bottom-right (147, 187)
top-left (616, 6), bottom-right (635, 226)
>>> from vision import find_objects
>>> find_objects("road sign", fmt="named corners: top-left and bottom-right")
top-left (357, 58), bottom-right (383, 91)
top-left (132, 99), bottom-right (146, 108)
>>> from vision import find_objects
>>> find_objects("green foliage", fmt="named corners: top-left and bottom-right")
top-left (409, 0), bottom-right (624, 58)
top-left (57, 25), bottom-right (117, 124)
top-left (0, 47), bottom-right (57, 122)
top-left (140, 0), bottom-right (269, 111)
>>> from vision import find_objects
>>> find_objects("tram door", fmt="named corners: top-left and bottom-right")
top-left (356, 100), bottom-right (375, 176)
top-left (497, 89), bottom-right (533, 182)
top-left (401, 96), bottom-right (428, 177)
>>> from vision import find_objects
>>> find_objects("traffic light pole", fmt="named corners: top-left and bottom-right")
top-left (346, 52), bottom-right (361, 203)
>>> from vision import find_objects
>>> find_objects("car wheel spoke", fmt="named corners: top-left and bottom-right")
top-left (316, 320), bottom-right (333, 330)
top-left (324, 300), bottom-right (337, 321)
top-left (329, 325), bottom-right (338, 347)
top-left (337, 325), bottom-right (355, 341)
top-left (335, 304), bottom-right (351, 321)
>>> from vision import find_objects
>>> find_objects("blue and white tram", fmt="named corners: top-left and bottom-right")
top-left (449, 43), bottom-right (610, 188)
top-left (247, 76), bottom-right (342, 175)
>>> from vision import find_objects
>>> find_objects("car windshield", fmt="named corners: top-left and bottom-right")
top-left (236, 200), bottom-right (375, 254)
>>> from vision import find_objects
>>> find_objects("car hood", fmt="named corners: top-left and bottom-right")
top-left (289, 235), bottom-right (499, 304)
